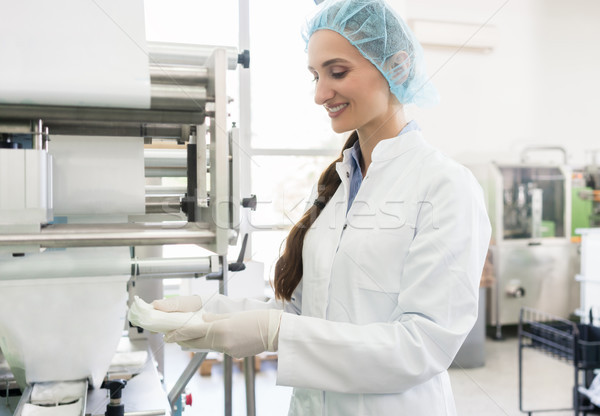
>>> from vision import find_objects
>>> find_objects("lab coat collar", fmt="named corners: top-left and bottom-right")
top-left (370, 129), bottom-right (425, 163)
top-left (338, 129), bottom-right (425, 170)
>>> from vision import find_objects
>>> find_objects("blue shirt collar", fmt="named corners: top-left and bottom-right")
top-left (348, 120), bottom-right (420, 175)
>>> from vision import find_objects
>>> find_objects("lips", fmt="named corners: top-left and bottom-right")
top-left (324, 103), bottom-right (348, 117)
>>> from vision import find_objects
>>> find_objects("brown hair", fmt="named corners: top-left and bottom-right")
top-left (274, 131), bottom-right (359, 301)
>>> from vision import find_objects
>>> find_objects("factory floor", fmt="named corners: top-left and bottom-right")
top-left (162, 331), bottom-right (589, 416)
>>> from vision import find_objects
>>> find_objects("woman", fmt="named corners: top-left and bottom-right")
top-left (151, 0), bottom-right (491, 414)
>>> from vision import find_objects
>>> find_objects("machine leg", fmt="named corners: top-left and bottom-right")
top-left (224, 355), bottom-right (233, 416)
top-left (244, 356), bottom-right (256, 416)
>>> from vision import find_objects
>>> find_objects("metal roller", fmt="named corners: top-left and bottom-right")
top-left (144, 148), bottom-right (187, 168)
top-left (145, 196), bottom-right (182, 214)
top-left (134, 256), bottom-right (211, 276)
top-left (145, 167), bottom-right (187, 178)
top-left (148, 41), bottom-right (239, 70)
top-left (0, 223), bottom-right (215, 249)
top-left (145, 185), bottom-right (187, 195)
top-left (150, 64), bottom-right (209, 85)
top-left (151, 84), bottom-right (207, 111)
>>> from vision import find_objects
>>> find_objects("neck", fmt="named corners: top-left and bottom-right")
top-left (357, 107), bottom-right (407, 174)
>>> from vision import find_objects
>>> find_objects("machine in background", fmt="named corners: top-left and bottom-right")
top-left (578, 151), bottom-right (600, 227)
top-left (470, 148), bottom-right (580, 338)
top-left (573, 150), bottom-right (600, 326)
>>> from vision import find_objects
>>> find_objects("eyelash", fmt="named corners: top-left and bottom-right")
top-left (312, 70), bottom-right (348, 83)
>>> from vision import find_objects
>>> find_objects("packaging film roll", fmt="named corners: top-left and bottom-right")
top-left (49, 135), bottom-right (145, 218)
top-left (0, 247), bottom-right (131, 388)
top-left (0, 0), bottom-right (150, 109)
top-left (0, 274), bottom-right (130, 388)
top-left (0, 247), bottom-right (131, 280)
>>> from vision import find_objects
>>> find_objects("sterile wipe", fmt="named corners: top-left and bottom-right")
top-left (579, 373), bottom-right (600, 407)
top-left (22, 398), bottom-right (82, 416)
top-left (30, 381), bottom-right (86, 405)
top-left (109, 351), bottom-right (148, 369)
top-left (127, 296), bottom-right (205, 334)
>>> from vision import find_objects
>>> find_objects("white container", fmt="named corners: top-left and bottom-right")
top-left (0, 275), bottom-right (129, 389)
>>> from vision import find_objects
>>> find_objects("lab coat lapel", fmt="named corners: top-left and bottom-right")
top-left (300, 157), bottom-right (350, 319)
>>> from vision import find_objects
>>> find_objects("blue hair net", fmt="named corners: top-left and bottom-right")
top-left (304, 0), bottom-right (439, 107)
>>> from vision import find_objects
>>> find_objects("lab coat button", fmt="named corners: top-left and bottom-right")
top-left (343, 224), bottom-right (348, 230)
top-left (346, 172), bottom-right (350, 178)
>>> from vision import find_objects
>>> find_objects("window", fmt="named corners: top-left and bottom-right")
top-left (145, 0), bottom-right (342, 285)
top-left (247, 1), bottom-right (342, 282)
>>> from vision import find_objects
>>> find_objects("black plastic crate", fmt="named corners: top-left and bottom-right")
top-left (524, 320), bottom-right (576, 362)
top-left (576, 323), bottom-right (600, 369)
top-left (519, 307), bottom-right (600, 415)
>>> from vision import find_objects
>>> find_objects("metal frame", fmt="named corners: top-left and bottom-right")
top-left (0, 45), bottom-right (246, 416)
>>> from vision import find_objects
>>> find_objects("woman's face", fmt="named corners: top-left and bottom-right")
top-left (307, 29), bottom-right (396, 136)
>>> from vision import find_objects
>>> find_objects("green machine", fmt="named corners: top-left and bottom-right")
top-left (572, 153), bottom-right (600, 234)
top-left (572, 172), bottom-right (593, 237)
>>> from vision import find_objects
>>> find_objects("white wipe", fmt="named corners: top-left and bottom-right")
top-left (31, 381), bottom-right (86, 405)
top-left (128, 296), bottom-right (205, 334)
top-left (110, 351), bottom-right (148, 369)
top-left (579, 373), bottom-right (600, 407)
top-left (22, 398), bottom-right (82, 416)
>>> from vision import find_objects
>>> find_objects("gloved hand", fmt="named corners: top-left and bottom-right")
top-left (152, 295), bottom-right (204, 313)
top-left (164, 309), bottom-right (283, 359)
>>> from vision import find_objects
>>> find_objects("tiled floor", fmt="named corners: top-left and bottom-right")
top-left (163, 335), bottom-right (591, 416)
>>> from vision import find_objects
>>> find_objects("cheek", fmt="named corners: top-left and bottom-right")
top-left (363, 88), bottom-right (391, 114)
top-left (360, 75), bottom-right (391, 108)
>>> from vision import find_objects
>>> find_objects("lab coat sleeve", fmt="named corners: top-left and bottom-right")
top-left (276, 163), bottom-right (491, 394)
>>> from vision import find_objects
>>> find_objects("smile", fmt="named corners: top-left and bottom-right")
top-left (325, 103), bottom-right (348, 113)
top-left (324, 103), bottom-right (348, 118)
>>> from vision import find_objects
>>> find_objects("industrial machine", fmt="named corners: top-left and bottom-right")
top-left (0, 33), bottom-right (254, 416)
top-left (470, 149), bottom-right (579, 338)
top-left (578, 151), bottom-right (600, 227)
top-left (574, 151), bottom-right (600, 325)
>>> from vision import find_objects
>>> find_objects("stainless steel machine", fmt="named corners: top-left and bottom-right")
top-left (470, 153), bottom-right (580, 338)
top-left (0, 40), bottom-right (253, 416)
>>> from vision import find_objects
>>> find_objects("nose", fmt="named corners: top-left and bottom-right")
top-left (314, 78), bottom-right (334, 106)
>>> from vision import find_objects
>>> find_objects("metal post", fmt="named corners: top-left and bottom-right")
top-left (238, 2), bottom-right (257, 415)
top-left (219, 254), bottom-right (233, 416)
top-left (33, 119), bottom-right (43, 150)
top-left (168, 352), bottom-right (208, 410)
top-left (243, 357), bottom-right (256, 416)
top-left (43, 126), bottom-right (49, 151)
top-left (494, 277), bottom-right (503, 340)
top-left (238, 0), bottom-right (252, 257)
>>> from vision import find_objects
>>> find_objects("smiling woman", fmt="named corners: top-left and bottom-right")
top-left (149, 1), bottom-right (491, 415)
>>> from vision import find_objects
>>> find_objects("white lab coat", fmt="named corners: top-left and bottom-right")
top-left (275, 130), bottom-right (491, 415)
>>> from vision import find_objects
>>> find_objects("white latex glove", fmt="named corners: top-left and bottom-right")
top-left (152, 295), bottom-right (203, 313)
top-left (129, 296), bottom-right (205, 334)
top-left (164, 309), bottom-right (283, 359)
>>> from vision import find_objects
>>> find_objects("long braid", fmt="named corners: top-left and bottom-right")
top-left (274, 131), bottom-right (359, 300)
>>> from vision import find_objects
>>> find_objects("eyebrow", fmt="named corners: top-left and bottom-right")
top-left (307, 58), bottom-right (351, 71)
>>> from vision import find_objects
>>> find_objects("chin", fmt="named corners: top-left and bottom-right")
top-left (331, 122), bottom-right (354, 134)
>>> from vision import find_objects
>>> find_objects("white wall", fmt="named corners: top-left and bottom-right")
top-left (144, 0), bottom-right (600, 168)
top-left (402, 0), bottom-right (600, 168)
